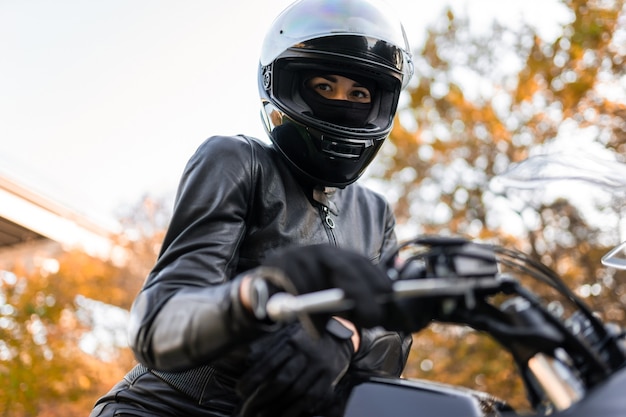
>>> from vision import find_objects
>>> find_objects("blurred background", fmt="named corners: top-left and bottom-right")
top-left (1, 0), bottom-right (625, 415)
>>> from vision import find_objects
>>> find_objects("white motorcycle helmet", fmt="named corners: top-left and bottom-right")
top-left (258, 0), bottom-right (414, 187)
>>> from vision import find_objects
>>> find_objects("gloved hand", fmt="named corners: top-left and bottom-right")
top-left (260, 244), bottom-right (392, 329)
top-left (380, 238), bottom-right (499, 332)
top-left (237, 320), bottom-right (354, 417)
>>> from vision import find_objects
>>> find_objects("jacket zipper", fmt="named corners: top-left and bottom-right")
top-left (319, 204), bottom-right (337, 245)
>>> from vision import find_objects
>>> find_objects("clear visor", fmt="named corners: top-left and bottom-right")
top-left (260, 0), bottom-right (411, 66)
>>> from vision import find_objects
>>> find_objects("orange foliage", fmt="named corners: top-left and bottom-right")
top-left (1, 249), bottom-right (143, 415)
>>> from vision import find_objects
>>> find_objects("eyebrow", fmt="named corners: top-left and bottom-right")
top-left (315, 75), bottom-right (368, 89)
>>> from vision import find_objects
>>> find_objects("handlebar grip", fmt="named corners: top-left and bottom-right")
top-left (263, 278), bottom-right (505, 323)
top-left (266, 289), bottom-right (354, 322)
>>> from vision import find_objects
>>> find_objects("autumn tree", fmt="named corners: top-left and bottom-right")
top-left (377, 0), bottom-right (626, 410)
top-left (0, 251), bottom-right (137, 416)
top-left (0, 195), bottom-right (169, 416)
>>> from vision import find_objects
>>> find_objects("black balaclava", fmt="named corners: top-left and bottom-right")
top-left (299, 73), bottom-right (376, 128)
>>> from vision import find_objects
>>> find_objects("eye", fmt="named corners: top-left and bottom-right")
top-left (312, 82), bottom-right (332, 92)
top-left (349, 88), bottom-right (371, 103)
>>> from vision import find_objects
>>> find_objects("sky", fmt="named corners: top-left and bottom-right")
top-left (0, 0), bottom-right (568, 228)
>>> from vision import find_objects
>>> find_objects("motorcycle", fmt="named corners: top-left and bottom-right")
top-left (259, 151), bottom-right (626, 416)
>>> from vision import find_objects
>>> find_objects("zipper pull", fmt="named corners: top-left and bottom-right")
top-left (322, 205), bottom-right (336, 229)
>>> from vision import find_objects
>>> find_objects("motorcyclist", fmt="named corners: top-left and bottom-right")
top-left (89, 0), bottom-right (415, 415)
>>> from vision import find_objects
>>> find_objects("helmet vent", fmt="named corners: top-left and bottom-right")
top-left (320, 138), bottom-right (363, 159)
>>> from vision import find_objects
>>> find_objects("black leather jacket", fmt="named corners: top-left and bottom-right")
top-left (127, 135), bottom-right (412, 410)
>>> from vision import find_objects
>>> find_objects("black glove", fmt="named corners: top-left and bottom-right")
top-left (261, 244), bottom-right (392, 329)
top-left (237, 320), bottom-right (354, 417)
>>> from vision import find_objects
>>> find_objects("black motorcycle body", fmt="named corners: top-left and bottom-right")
top-left (340, 365), bottom-right (626, 417)
top-left (342, 374), bottom-right (513, 417)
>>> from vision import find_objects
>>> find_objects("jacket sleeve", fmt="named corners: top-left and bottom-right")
top-left (128, 136), bottom-right (263, 371)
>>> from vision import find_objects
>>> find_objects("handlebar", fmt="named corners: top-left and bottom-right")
top-left (264, 277), bottom-right (506, 322)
